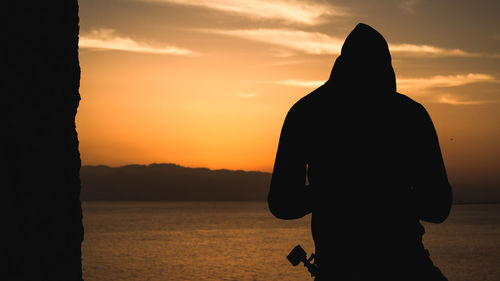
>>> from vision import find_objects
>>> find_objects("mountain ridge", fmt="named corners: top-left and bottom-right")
top-left (80, 163), bottom-right (271, 201)
top-left (80, 163), bottom-right (499, 203)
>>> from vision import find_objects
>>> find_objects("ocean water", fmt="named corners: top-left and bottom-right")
top-left (82, 202), bottom-right (500, 281)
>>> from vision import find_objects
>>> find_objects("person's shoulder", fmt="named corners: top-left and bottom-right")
top-left (393, 92), bottom-right (434, 128)
top-left (394, 92), bottom-right (426, 113)
top-left (287, 84), bottom-right (326, 117)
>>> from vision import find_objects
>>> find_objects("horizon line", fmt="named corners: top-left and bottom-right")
top-left (82, 162), bottom-right (272, 174)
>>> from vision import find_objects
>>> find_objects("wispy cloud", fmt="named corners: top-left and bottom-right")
top-left (236, 92), bottom-right (258, 98)
top-left (207, 29), bottom-right (344, 55)
top-left (79, 29), bottom-right (193, 55)
top-left (277, 80), bottom-right (325, 88)
top-left (397, 73), bottom-right (497, 91)
top-left (438, 95), bottom-right (489, 105)
top-left (399, 74), bottom-right (498, 105)
top-left (389, 44), bottom-right (494, 57)
top-left (144, 0), bottom-right (344, 25)
top-left (400, 0), bottom-right (419, 13)
top-left (274, 74), bottom-right (496, 90)
top-left (206, 28), bottom-right (497, 58)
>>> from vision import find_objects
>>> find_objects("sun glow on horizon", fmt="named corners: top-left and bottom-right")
top-left (77, 0), bottom-right (500, 182)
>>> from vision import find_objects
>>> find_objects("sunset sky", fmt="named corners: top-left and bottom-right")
top-left (77, 0), bottom-right (500, 187)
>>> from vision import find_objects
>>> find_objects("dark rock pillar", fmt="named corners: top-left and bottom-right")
top-left (3, 1), bottom-right (83, 280)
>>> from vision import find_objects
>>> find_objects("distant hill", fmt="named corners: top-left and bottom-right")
top-left (80, 163), bottom-right (271, 201)
top-left (449, 183), bottom-right (500, 204)
top-left (80, 163), bottom-right (499, 203)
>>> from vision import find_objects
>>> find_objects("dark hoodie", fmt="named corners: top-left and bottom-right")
top-left (268, 24), bottom-right (451, 280)
top-left (329, 23), bottom-right (396, 94)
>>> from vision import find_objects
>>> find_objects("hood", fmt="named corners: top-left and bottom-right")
top-left (328, 23), bottom-right (396, 94)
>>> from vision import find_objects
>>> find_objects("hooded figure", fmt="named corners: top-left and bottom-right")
top-left (268, 24), bottom-right (452, 281)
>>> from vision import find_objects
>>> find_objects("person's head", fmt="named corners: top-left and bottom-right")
top-left (329, 23), bottom-right (396, 94)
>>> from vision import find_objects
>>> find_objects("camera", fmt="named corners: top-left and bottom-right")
top-left (287, 245), bottom-right (319, 277)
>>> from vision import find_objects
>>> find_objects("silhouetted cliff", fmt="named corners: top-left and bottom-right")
top-left (81, 164), bottom-right (271, 201)
top-left (3, 1), bottom-right (83, 280)
top-left (80, 164), bottom-right (499, 203)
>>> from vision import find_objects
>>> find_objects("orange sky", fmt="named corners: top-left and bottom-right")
top-left (77, 0), bottom-right (500, 187)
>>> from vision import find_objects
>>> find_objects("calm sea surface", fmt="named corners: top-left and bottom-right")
top-left (82, 202), bottom-right (500, 281)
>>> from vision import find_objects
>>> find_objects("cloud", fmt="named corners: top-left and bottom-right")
top-left (236, 92), bottom-right (258, 98)
top-left (397, 73), bottom-right (497, 92)
top-left (277, 80), bottom-right (325, 88)
top-left (438, 95), bottom-right (489, 105)
top-left (207, 29), bottom-right (344, 55)
top-left (389, 44), bottom-right (493, 57)
top-left (398, 74), bottom-right (498, 105)
top-left (144, 0), bottom-right (344, 25)
top-left (272, 73), bottom-right (498, 106)
top-left (205, 28), bottom-right (498, 58)
top-left (79, 29), bottom-right (193, 55)
top-left (400, 0), bottom-right (419, 13)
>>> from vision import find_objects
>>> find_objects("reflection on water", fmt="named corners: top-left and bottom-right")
top-left (82, 202), bottom-right (500, 281)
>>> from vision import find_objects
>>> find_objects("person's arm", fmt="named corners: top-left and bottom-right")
top-left (412, 104), bottom-right (452, 223)
top-left (268, 106), bottom-right (313, 220)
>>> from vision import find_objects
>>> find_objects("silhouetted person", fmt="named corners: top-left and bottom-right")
top-left (268, 23), bottom-right (452, 281)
